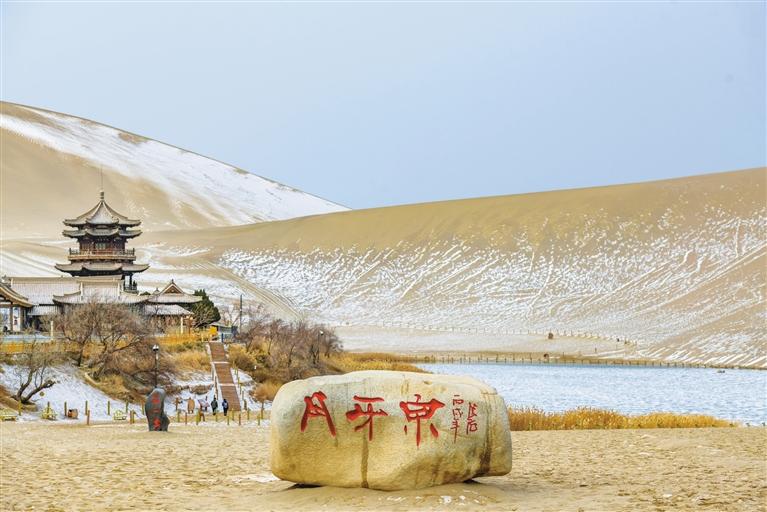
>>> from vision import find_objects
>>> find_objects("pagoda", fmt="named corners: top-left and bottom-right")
top-left (55, 191), bottom-right (149, 290)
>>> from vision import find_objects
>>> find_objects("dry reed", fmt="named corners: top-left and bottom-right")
top-left (507, 406), bottom-right (735, 430)
top-left (330, 352), bottom-right (426, 373)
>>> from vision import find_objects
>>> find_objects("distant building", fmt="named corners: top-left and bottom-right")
top-left (0, 192), bottom-right (201, 333)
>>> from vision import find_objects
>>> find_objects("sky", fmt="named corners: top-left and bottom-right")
top-left (1, 1), bottom-right (765, 209)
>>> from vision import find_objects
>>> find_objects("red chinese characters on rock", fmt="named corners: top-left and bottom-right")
top-left (300, 391), bottom-right (336, 437)
top-left (345, 395), bottom-right (388, 441)
top-left (450, 395), bottom-right (464, 442)
top-left (466, 402), bottom-right (479, 434)
top-left (399, 394), bottom-right (445, 446)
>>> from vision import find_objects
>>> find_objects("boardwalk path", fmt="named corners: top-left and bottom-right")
top-left (208, 341), bottom-right (241, 412)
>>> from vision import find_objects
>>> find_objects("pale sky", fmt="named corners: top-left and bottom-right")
top-left (2, 1), bottom-right (765, 209)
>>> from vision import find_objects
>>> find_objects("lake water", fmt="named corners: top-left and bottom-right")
top-left (420, 363), bottom-right (767, 425)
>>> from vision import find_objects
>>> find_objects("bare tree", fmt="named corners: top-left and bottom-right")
top-left (9, 335), bottom-right (59, 405)
top-left (90, 304), bottom-right (151, 379)
top-left (52, 304), bottom-right (99, 366)
top-left (320, 328), bottom-right (342, 358)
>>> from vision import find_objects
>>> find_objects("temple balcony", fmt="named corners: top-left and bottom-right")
top-left (68, 248), bottom-right (137, 261)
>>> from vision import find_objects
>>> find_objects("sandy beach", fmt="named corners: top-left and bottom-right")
top-left (1, 421), bottom-right (764, 511)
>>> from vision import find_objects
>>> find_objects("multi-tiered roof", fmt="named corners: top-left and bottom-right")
top-left (55, 192), bottom-right (149, 284)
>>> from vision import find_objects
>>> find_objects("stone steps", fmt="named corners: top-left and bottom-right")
top-left (208, 341), bottom-right (241, 412)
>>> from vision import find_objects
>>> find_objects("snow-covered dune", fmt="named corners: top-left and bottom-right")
top-left (142, 168), bottom-right (766, 367)
top-left (0, 102), bottom-right (346, 238)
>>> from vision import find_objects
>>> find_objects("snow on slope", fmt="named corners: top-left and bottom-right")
top-left (0, 102), bottom-right (346, 236)
top-left (164, 169), bottom-right (764, 368)
top-left (0, 364), bottom-right (144, 421)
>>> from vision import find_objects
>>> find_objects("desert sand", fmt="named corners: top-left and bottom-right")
top-left (1, 421), bottom-right (764, 511)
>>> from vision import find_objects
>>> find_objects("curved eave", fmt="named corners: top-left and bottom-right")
top-left (148, 294), bottom-right (203, 304)
top-left (55, 263), bottom-right (83, 272)
top-left (64, 197), bottom-right (141, 228)
top-left (121, 264), bottom-right (149, 273)
top-left (56, 262), bottom-right (149, 273)
top-left (53, 294), bottom-right (149, 305)
top-left (62, 228), bottom-right (142, 238)
top-left (0, 284), bottom-right (36, 307)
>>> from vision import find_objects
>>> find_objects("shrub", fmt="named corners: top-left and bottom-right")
top-left (252, 380), bottom-right (282, 403)
top-left (228, 345), bottom-right (257, 372)
top-left (169, 350), bottom-right (210, 373)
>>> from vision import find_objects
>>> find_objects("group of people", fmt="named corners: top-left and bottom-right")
top-left (182, 395), bottom-right (229, 419)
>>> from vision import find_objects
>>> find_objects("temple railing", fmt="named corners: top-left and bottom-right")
top-left (68, 248), bottom-right (136, 260)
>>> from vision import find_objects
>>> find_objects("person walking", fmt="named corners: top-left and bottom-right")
top-left (211, 396), bottom-right (219, 415)
top-left (186, 397), bottom-right (195, 414)
top-left (222, 398), bottom-right (229, 416)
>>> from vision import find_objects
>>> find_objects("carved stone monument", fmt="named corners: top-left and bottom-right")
top-left (270, 370), bottom-right (512, 490)
top-left (145, 388), bottom-right (170, 431)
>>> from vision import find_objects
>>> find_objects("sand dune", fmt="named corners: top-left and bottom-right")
top-left (0, 102), bottom-right (346, 239)
top-left (146, 168), bottom-right (766, 367)
top-left (1, 422), bottom-right (764, 511)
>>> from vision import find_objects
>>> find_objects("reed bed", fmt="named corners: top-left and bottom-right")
top-left (329, 352), bottom-right (426, 373)
top-left (507, 406), bottom-right (735, 430)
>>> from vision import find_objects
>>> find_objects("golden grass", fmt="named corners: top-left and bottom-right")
top-left (83, 372), bottom-right (135, 402)
top-left (168, 349), bottom-right (210, 373)
top-left (252, 380), bottom-right (283, 403)
top-left (329, 352), bottom-right (427, 373)
top-left (228, 345), bottom-right (257, 372)
top-left (507, 406), bottom-right (735, 431)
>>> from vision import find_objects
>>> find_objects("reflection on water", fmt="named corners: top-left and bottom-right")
top-left (421, 363), bottom-right (767, 424)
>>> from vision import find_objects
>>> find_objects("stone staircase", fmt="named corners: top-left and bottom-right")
top-left (208, 341), bottom-right (241, 412)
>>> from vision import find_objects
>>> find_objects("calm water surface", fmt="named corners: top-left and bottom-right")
top-left (421, 363), bottom-right (767, 424)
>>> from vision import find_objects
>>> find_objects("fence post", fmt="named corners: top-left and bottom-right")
top-left (125, 401), bottom-right (129, 414)
top-left (86, 410), bottom-right (90, 426)
top-left (107, 401), bottom-right (111, 416)
top-left (227, 412), bottom-right (230, 426)
top-left (64, 401), bottom-right (67, 417)
top-left (238, 411), bottom-right (241, 426)
top-left (177, 410), bottom-right (181, 423)
top-left (130, 410), bottom-right (135, 424)
top-left (85, 400), bottom-right (89, 416)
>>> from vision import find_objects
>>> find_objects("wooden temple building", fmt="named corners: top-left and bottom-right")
top-left (0, 193), bottom-right (201, 333)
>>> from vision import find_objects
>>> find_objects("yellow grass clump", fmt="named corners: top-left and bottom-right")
top-left (330, 352), bottom-right (427, 374)
top-left (228, 345), bottom-right (257, 372)
top-left (252, 380), bottom-right (283, 403)
top-left (507, 406), bottom-right (734, 431)
top-left (168, 349), bottom-right (210, 373)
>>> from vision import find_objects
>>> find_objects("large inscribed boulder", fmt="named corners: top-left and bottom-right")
top-left (270, 370), bottom-right (512, 490)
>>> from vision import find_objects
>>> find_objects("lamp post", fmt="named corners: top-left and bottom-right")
top-left (316, 330), bottom-right (324, 365)
top-left (152, 344), bottom-right (160, 388)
